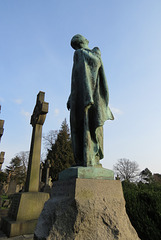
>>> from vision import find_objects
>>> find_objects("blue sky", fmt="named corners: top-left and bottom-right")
top-left (0, 0), bottom-right (161, 174)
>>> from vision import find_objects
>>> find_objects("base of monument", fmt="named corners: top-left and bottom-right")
top-left (59, 166), bottom-right (114, 180)
top-left (1, 192), bottom-right (49, 237)
top-left (34, 179), bottom-right (140, 239)
top-left (2, 217), bottom-right (37, 237)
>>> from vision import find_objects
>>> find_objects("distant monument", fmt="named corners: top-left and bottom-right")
top-left (6, 179), bottom-right (17, 195)
top-left (0, 107), bottom-right (5, 171)
top-left (0, 152), bottom-right (5, 171)
top-left (2, 91), bottom-right (50, 237)
top-left (45, 160), bottom-right (51, 185)
top-left (40, 160), bottom-right (52, 194)
top-left (0, 120), bottom-right (4, 142)
top-left (34, 36), bottom-right (140, 240)
top-left (39, 162), bottom-right (44, 183)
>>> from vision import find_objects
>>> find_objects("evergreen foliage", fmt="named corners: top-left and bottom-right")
top-left (140, 168), bottom-right (153, 183)
top-left (122, 180), bottom-right (161, 240)
top-left (46, 119), bottom-right (75, 181)
top-left (5, 152), bottom-right (28, 185)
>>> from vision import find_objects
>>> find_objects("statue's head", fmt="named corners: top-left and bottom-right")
top-left (71, 34), bottom-right (89, 50)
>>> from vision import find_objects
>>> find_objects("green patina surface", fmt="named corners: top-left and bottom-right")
top-left (67, 34), bottom-right (114, 167)
top-left (59, 166), bottom-right (114, 180)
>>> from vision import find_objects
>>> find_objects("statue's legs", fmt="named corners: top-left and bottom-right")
top-left (70, 115), bottom-right (84, 166)
top-left (70, 110), bottom-right (103, 167)
top-left (83, 111), bottom-right (103, 167)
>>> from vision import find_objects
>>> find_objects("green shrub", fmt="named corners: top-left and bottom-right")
top-left (122, 181), bottom-right (161, 240)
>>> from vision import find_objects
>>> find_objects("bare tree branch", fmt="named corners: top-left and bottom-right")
top-left (113, 158), bottom-right (140, 181)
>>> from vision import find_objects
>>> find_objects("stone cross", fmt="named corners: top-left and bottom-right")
top-left (0, 152), bottom-right (5, 171)
top-left (25, 91), bottom-right (48, 192)
top-left (0, 120), bottom-right (4, 141)
top-left (48, 176), bottom-right (52, 187)
top-left (45, 160), bottom-right (51, 185)
top-left (39, 162), bottom-right (44, 183)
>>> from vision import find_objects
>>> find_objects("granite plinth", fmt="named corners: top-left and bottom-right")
top-left (59, 166), bottom-right (114, 180)
top-left (35, 179), bottom-right (140, 240)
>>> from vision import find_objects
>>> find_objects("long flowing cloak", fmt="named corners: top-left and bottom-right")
top-left (69, 48), bottom-right (114, 166)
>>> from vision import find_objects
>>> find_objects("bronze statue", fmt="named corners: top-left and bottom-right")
top-left (67, 34), bottom-right (114, 167)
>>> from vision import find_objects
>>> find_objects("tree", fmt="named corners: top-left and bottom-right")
top-left (45, 119), bottom-right (75, 181)
top-left (140, 168), bottom-right (153, 183)
top-left (43, 130), bottom-right (58, 150)
top-left (122, 180), bottom-right (161, 240)
top-left (5, 151), bottom-right (29, 185)
top-left (113, 158), bottom-right (139, 181)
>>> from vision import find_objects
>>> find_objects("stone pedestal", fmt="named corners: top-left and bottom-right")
top-left (2, 192), bottom-right (49, 237)
top-left (59, 166), bottom-right (114, 180)
top-left (34, 178), bottom-right (140, 240)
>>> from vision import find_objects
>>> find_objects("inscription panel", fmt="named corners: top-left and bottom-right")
top-left (8, 194), bottom-right (21, 220)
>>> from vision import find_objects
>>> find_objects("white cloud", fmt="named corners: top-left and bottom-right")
top-left (13, 99), bottom-right (23, 105)
top-left (21, 109), bottom-right (31, 118)
top-left (110, 107), bottom-right (123, 115)
top-left (54, 108), bottom-right (60, 116)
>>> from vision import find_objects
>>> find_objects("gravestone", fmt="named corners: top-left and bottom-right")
top-left (39, 163), bottom-right (45, 192)
top-left (0, 121), bottom-right (5, 171)
top-left (6, 180), bottom-right (16, 195)
top-left (42, 160), bottom-right (51, 194)
top-left (45, 160), bottom-right (51, 185)
top-left (0, 120), bottom-right (4, 141)
top-left (25, 91), bottom-right (49, 192)
top-left (2, 91), bottom-right (50, 237)
top-left (39, 162), bottom-right (44, 183)
top-left (0, 152), bottom-right (5, 171)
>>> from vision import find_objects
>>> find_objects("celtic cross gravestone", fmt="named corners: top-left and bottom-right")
top-left (25, 91), bottom-right (49, 192)
top-left (2, 91), bottom-right (50, 237)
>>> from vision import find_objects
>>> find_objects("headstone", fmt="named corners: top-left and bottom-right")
top-left (0, 152), bottom-right (5, 171)
top-left (39, 162), bottom-right (44, 183)
top-left (39, 163), bottom-right (45, 192)
top-left (0, 120), bottom-right (4, 141)
top-left (2, 91), bottom-right (50, 238)
top-left (45, 160), bottom-right (51, 185)
top-left (6, 180), bottom-right (16, 195)
top-left (41, 160), bottom-right (52, 194)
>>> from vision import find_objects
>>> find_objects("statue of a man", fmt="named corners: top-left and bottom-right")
top-left (67, 34), bottom-right (114, 167)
